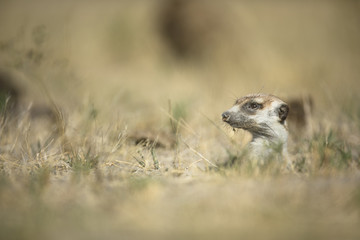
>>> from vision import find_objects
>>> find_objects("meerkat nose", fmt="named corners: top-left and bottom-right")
top-left (222, 112), bottom-right (230, 122)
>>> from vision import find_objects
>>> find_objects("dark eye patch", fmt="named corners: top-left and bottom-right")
top-left (251, 103), bottom-right (259, 109)
top-left (242, 101), bottom-right (262, 113)
top-left (248, 102), bottom-right (261, 110)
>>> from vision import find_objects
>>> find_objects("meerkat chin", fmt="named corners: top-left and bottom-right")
top-left (222, 93), bottom-right (290, 164)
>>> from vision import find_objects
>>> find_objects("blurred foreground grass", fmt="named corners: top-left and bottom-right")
top-left (1, 1), bottom-right (360, 240)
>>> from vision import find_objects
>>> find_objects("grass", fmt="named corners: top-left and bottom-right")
top-left (1, 1), bottom-right (360, 240)
top-left (0, 93), bottom-right (359, 240)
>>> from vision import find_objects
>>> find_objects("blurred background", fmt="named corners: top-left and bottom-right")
top-left (1, 1), bottom-right (360, 240)
top-left (1, 0), bottom-right (359, 123)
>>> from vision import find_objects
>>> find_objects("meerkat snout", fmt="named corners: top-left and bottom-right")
top-left (222, 112), bottom-right (230, 122)
top-left (222, 93), bottom-right (291, 164)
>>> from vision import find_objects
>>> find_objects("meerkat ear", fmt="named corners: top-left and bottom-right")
top-left (278, 104), bottom-right (289, 123)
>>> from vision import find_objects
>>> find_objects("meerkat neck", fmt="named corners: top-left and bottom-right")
top-left (249, 125), bottom-right (288, 158)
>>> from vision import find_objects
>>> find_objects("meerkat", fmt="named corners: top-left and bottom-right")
top-left (222, 93), bottom-right (290, 165)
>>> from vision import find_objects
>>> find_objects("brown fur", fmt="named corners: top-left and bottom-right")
top-left (234, 94), bottom-right (276, 109)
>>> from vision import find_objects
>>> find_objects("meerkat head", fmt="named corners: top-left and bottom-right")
top-left (222, 94), bottom-right (289, 141)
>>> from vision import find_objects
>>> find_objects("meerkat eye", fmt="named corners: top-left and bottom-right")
top-left (248, 102), bottom-right (260, 110)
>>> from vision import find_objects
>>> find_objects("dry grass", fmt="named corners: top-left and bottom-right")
top-left (1, 1), bottom-right (360, 240)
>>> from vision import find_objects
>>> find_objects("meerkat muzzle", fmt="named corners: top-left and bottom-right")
top-left (222, 112), bottom-right (230, 122)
